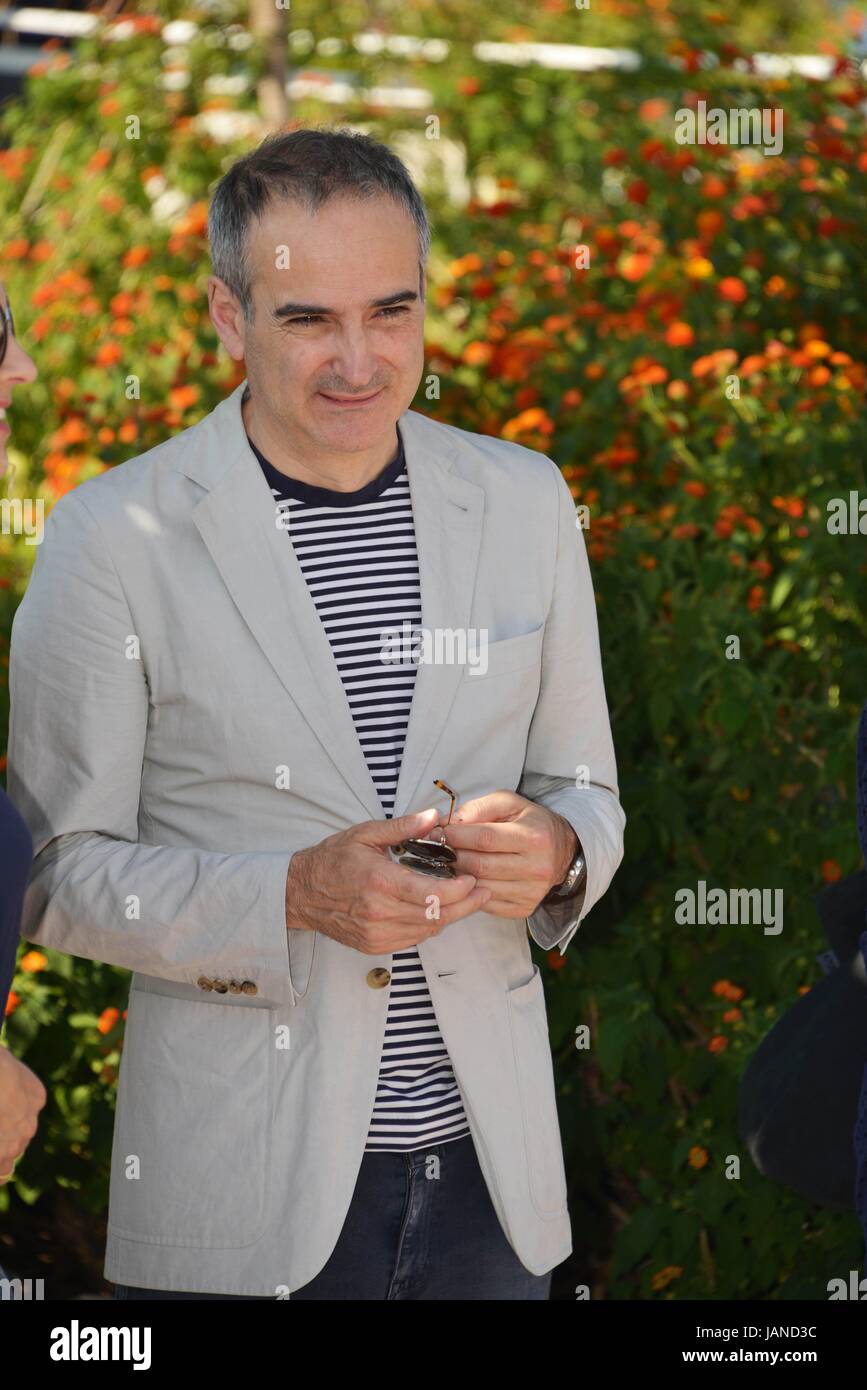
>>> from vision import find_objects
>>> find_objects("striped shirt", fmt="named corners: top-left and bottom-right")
top-left (250, 425), bottom-right (471, 1153)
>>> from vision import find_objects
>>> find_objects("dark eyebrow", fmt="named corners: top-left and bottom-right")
top-left (272, 290), bottom-right (419, 321)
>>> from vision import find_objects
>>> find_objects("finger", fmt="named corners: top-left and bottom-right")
top-left (436, 884), bottom-right (493, 928)
top-left (451, 791), bottom-right (524, 825)
top-left (356, 806), bottom-right (440, 849)
top-left (441, 819), bottom-right (527, 853)
top-left (449, 848), bottom-right (530, 881)
top-left (386, 867), bottom-right (481, 910)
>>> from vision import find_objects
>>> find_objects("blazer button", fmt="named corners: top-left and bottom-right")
top-left (213, 979), bottom-right (229, 993)
top-left (228, 980), bottom-right (242, 994)
top-left (367, 968), bottom-right (391, 989)
top-left (197, 976), bottom-right (214, 992)
top-left (240, 981), bottom-right (258, 996)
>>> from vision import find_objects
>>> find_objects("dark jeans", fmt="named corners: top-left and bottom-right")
top-left (114, 1133), bottom-right (553, 1300)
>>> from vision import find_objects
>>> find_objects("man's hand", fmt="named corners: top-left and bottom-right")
top-left (284, 808), bottom-right (492, 954)
top-left (439, 790), bottom-right (578, 919)
top-left (0, 1046), bottom-right (47, 1182)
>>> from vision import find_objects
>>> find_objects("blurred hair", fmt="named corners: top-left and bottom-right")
top-left (207, 126), bottom-right (431, 321)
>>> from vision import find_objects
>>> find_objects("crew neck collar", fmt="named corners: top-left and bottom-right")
top-left (248, 427), bottom-right (406, 507)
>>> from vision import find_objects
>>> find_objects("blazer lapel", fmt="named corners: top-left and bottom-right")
top-left (179, 381), bottom-right (485, 826)
top-left (391, 412), bottom-right (485, 819)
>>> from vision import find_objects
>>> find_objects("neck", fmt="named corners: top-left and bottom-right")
top-left (241, 389), bottom-right (399, 492)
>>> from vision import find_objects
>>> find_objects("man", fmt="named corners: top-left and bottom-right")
top-left (8, 127), bottom-right (625, 1299)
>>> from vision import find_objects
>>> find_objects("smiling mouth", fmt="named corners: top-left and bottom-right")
top-left (319, 388), bottom-right (383, 404)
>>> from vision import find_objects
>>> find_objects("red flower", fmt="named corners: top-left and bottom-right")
top-left (718, 277), bottom-right (748, 304)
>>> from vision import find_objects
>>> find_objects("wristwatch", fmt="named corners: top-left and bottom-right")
top-left (541, 838), bottom-right (587, 905)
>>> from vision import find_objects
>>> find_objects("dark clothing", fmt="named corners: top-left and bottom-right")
top-left (113, 1133), bottom-right (551, 1300)
top-left (855, 704), bottom-right (867, 1254)
top-left (0, 785), bottom-right (33, 1029)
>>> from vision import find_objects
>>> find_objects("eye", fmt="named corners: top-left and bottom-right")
top-left (286, 305), bottom-right (409, 328)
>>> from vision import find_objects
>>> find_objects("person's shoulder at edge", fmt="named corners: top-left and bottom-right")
top-left (36, 400), bottom-right (216, 536)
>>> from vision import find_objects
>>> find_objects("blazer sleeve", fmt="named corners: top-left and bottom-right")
top-left (7, 489), bottom-right (299, 1008)
top-left (517, 458), bottom-right (626, 955)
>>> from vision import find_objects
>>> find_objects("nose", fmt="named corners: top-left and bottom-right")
top-left (1, 331), bottom-right (38, 388)
top-left (328, 323), bottom-right (379, 391)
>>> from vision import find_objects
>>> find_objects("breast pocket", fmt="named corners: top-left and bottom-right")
top-left (463, 624), bottom-right (545, 682)
top-left (107, 989), bottom-right (274, 1248)
top-left (506, 965), bottom-right (569, 1218)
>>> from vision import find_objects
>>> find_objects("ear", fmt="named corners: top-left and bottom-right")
top-left (208, 275), bottom-right (247, 362)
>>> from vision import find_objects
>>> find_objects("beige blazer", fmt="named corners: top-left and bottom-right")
top-left (8, 380), bottom-right (625, 1295)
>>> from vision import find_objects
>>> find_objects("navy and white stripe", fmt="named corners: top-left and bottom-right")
top-left (251, 427), bottom-right (471, 1153)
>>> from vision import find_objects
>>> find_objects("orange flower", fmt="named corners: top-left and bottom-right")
top-left (692, 349), bottom-right (737, 379)
top-left (667, 379), bottom-right (689, 401)
top-left (665, 321), bottom-right (694, 348)
top-left (683, 480), bottom-right (707, 497)
top-left (701, 174), bottom-right (728, 199)
top-left (110, 292), bottom-right (135, 317)
top-left (764, 275), bottom-right (788, 297)
top-left (718, 277), bottom-right (748, 304)
top-left (172, 202), bottom-right (209, 238)
top-left (87, 148), bottom-right (112, 173)
top-left (739, 354), bottom-right (766, 378)
top-left (688, 1146), bottom-right (709, 1169)
top-left (708, 1035), bottom-right (728, 1054)
top-left (169, 385), bottom-right (200, 412)
top-left (98, 1006), bottom-right (120, 1035)
top-left (95, 342), bottom-right (122, 366)
top-left (713, 980), bottom-right (744, 1002)
top-left (448, 253), bottom-right (483, 278)
top-left (502, 407), bottom-right (554, 440)
top-left (639, 97), bottom-right (670, 121)
top-left (696, 209), bottom-right (724, 238)
top-left (821, 859), bottom-right (842, 883)
top-left (547, 949), bottom-right (567, 972)
top-left (19, 950), bottom-right (48, 973)
top-left (463, 341), bottom-right (493, 367)
top-left (4, 991), bottom-right (20, 1018)
top-left (122, 246), bottom-right (151, 269)
top-left (118, 420), bottom-right (138, 444)
top-left (55, 417), bottom-right (89, 445)
top-left (619, 252), bottom-right (653, 282)
top-left (723, 1008), bottom-right (742, 1023)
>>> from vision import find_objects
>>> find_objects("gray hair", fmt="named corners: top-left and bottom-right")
top-left (207, 125), bottom-right (431, 322)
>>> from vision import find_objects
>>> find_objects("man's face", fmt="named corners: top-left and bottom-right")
top-left (209, 193), bottom-right (426, 458)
